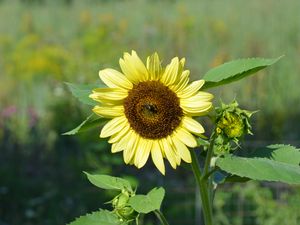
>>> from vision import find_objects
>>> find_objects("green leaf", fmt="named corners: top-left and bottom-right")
top-left (67, 209), bottom-right (126, 225)
top-left (197, 137), bottom-right (210, 147)
top-left (216, 155), bottom-right (300, 185)
top-left (249, 144), bottom-right (300, 166)
top-left (224, 175), bottom-right (250, 183)
top-left (84, 172), bottom-right (133, 192)
top-left (128, 187), bottom-right (165, 214)
top-left (213, 170), bottom-right (250, 184)
top-left (62, 114), bottom-right (107, 135)
top-left (202, 56), bottom-right (282, 89)
top-left (65, 82), bottom-right (100, 106)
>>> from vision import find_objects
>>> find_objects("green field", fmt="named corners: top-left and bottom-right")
top-left (0, 0), bottom-right (299, 224)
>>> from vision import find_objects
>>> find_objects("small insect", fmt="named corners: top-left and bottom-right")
top-left (143, 103), bottom-right (158, 116)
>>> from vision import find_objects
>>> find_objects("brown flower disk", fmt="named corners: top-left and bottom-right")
top-left (124, 81), bottom-right (183, 139)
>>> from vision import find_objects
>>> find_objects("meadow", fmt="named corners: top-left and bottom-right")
top-left (0, 0), bottom-right (299, 224)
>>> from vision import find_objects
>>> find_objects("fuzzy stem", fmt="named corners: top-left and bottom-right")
top-left (154, 210), bottom-right (169, 225)
top-left (202, 133), bottom-right (216, 178)
top-left (191, 151), bottom-right (213, 225)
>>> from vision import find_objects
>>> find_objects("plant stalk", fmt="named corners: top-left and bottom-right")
top-left (154, 210), bottom-right (169, 225)
top-left (202, 133), bottom-right (216, 177)
top-left (191, 151), bottom-right (213, 225)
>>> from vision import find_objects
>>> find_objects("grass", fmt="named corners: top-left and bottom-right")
top-left (1, 0), bottom-right (300, 124)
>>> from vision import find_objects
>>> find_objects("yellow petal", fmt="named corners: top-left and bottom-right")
top-left (181, 101), bottom-right (213, 115)
top-left (151, 141), bottom-right (165, 175)
top-left (89, 88), bottom-right (128, 102)
top-left (111, 129), bottom-right (131, 153)
top-left (160, 57), bottom-right (179, 86)
top-left (146, 52), bottom-right (162, 80)
top-left (123, 130), bottom-right (139, 164)
top-left (119, 51), bottom-right (148, 83)
top-left (180, 91), bottom-right (213, 115)
top-left (177, 80), bottom-right (205, 98)
top-left (168, 136), bottom-right (181, 165)
top-left (119, 58), bottom-right (140, 84)
top-left (111, 142), bottom-right (124, 153)
top-left (182, 116), bottom-right (205, 135)
top-left (169, 70), bottom-right (190, 92)
top-left (100, 116), bottom-right (127, 138)
top-left (174, 127), bottom-right (197, 148)
top-left (93, 105), bottom-right (124, 118)
top-left (180, 58), bottom-right (186, 68)
top-left (99, 69), bottom-right (133, 90)
top-left (160, 138), bottom-right (177, 169)
top-left (172, 135), bottom-right (192, 163)
top-left (130, 50), bottom-right (149, 80)
top-left (134, 138), bottom-right (152, 168)
top-left (108, 123), bottom-right (130, 143)
top-left (182, 91), bottom-right (214, 102)
top-left (176, 58), bottom-right (186, 80)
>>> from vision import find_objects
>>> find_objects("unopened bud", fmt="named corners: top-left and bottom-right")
top-left (215, 100), bottom-right (254, 139)
top-left (112, 189), bottom-right (136, 221)
top-left (213, 100), bottom-right (255, 155)
top-left (217, 112), bottom-right (244, 139)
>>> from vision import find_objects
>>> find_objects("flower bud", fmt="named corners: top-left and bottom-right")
top-left (112, 189), bottom-right (136, 220)
top-left (214, 100), bottom-right (255, 155)
top-left (216, 100), bottom-right (254, 138)
top-left (217, 111), bottom-right (244, 139)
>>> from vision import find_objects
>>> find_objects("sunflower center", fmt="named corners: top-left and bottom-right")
top-left (124, 81), bottom-right (183, 139)
top-left (141, 103), bottom-right (158, 117)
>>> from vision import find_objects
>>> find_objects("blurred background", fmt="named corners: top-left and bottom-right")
top-left (0, 0), bottom-right (299, 224)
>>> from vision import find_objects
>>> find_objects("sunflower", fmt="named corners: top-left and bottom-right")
top-left (90, 51), bottom-right (213, 174)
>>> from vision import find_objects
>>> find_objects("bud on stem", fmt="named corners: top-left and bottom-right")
top-left (214, 100), bottom-right (255, 155)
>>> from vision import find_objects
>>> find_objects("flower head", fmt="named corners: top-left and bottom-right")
top-left (215, 100), bottom-right (254, 138)
top-left (214, 100), bottom-right (255, 155)
top-left (90, 51), bottom-right (213, 174)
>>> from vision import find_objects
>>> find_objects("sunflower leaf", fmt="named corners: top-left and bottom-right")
top-left (62, 114), bottom-right (107, 135)
top-left (65, 82), bottom-right (100, 106)
top-left (202, 56), bottom-right (283, 89)
top-left (248, 144), bottom-right (300, 166)
top-left (128, 187), bottom-right (165, 214)
top-left (224, 175), bottom-right (251, 183)
top-left (84, 172), bottom-right (133, 192)
top-left (216, 154), bottom-right (300, 185)
top-left (213, 169), bottom-right (250, 184)
top-left (67, 209), bottom-right (126, 225)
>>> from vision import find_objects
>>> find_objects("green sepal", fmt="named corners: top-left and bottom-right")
top-left (202, 56), bottom-right (282, 89)
top-left (197, 137), bottom-right (210, 147)
top-left (112, 190), bottom-right (137, 221)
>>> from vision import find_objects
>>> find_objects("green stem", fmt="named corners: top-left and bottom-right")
top-left (202, 133), bottom-right (216, 178)
top-left (154, 210), bottom-right (169, 225)
top-left (202, 167), bottom-right (218, 180)
top-left (203, 134), bottom-right (217, 207)
top-left (191, 151), bottom-right (213, 225)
